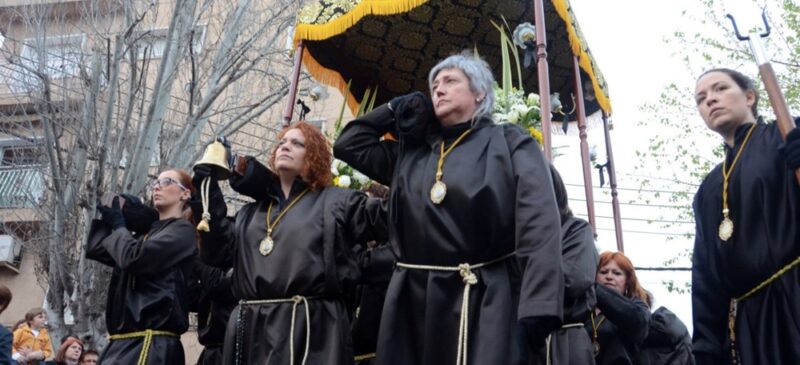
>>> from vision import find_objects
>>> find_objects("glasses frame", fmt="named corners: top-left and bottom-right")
top-left (150, 177), bottom-right (189, 191)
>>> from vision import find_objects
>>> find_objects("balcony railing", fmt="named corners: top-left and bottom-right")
top-left (0, 166), bottom-right (43, 208)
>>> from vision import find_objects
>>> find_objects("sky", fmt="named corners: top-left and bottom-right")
top-left (554, 0), bottom-right (725, 331)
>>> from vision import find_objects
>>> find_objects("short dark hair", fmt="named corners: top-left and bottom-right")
top-left (698, 68), bottom-right (759, 118)
top-left (549, 164), bottom-right (572, 223)
top-left (0, 284), bottom-right (11, 314)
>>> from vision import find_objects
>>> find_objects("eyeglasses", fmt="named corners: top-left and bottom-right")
top-left (150, 177), bottom-right (188, 191)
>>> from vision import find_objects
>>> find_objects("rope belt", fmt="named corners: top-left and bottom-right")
top-left (395, 252), bottom-right (514, 365)
top-left (728, 255), bottom-right (800, 364)
top-left (544, 323), bottom-right (584, 365)
top-left (237, 296), bottom-right (315, 365)
top-left (107, 329), bottom-right (179, 365)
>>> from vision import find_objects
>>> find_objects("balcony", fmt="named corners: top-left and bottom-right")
top-left (0, 0), bottom-right (83, 8)
top-left (0, 166), bottom-right (43, 209)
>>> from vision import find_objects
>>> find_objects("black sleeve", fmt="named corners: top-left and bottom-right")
top-left (229, 156), bottom-right (275, 201)
top-left (690, 186), bottom-right (729, 362)
top-left (596, 284), bottom-right (651, 343)
top-left (358, 243), bottom-right (396, 285)
top-left (333, 105), bottom-right (399, 186)
top-left (562, 219), bottom-right (599, 300)
top-left (505, 125), bottom-right (564, 322)
top-left (100, 220), bottom-right (198, 275)
top-left (339, 192), bottom-right (389, 245)
top-left (85, 220), bottom-right (116, 267)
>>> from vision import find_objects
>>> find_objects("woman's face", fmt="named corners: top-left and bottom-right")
top-left (597, 260), bottom-right (628, 296)
top-left (151, 170), bottom-right (190, 210)
top-left (274, 128), bottom-right (307, 178)
top-left (65, 343), bottom-right (82, 361)
top-left (431, 67), bottom-right (483, 125)
top-left (80, 354), bottom-right (98, 365)
top-left (695, 71), bottom-right (756, 135)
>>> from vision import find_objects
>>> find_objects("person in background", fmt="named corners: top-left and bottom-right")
top-left (528, 166), bottom-right (598, 365)
top-left (44, 338), bottom-right (82, 365)
top-left (86, 169), bottom-right (198, 364)
top-left (0, 284), bottom-right (12, 365)
top-left (692, 68), bottom-right (800, 364)
top-left (587, 252), bottom-right (651, 365)
top-left (12, 308), bottom-right (52, 364)
top-left (76, 350), bottom-right (97, 365)
top-left (187, 257), bottom-right (236, 365)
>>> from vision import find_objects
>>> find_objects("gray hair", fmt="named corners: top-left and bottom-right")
top-left (428, 51), bottom-right (495, 124)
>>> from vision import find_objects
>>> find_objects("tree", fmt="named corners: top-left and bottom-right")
top-left (634, 0), bottom-right (800, 291)
top-left (0, 0), bottom-right (303, 348)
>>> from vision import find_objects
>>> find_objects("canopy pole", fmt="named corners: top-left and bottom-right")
top-left (533, 0), bottom-right (552, 161)
top-left (282, 42), bottom-right (305, 128)
top-left (602, 111), bottom-right (624, 252)
top-left (572, 55), bottom-right (596, 237)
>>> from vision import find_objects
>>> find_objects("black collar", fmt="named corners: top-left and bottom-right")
top-left (425, 116), bottom-right (494, 147)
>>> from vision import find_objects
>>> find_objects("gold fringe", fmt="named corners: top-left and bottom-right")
top-left (354, 352), bottom-right (377, 361)
top-left (294, 0), bottom-right (430, 113)
top-left (294, 0), bottom-right (430, 43)
top-left (551, 0), bottom-right (613, 114)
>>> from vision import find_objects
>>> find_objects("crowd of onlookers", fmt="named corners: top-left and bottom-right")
top-left (0, 284), bottom-right (98, 365)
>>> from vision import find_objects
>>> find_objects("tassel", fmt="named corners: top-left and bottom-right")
top-left (197, 178), bottom-right (212, 232)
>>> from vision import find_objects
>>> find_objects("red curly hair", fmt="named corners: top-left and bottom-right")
top-left (598, 251), bottom-right (652, 307)
top-left (268, 121), bottom-right (332, 191)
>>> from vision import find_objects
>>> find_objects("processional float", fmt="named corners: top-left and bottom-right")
top-left (282, 0), bottom-right (625, 251)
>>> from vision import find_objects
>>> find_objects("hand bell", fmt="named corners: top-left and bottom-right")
top-left (194, 140), bottom-right (231, 181)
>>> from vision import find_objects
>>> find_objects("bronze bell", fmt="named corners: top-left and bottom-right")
top-left (193, 140), bottom-right (231, 180)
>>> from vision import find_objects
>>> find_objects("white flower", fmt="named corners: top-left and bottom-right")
top-left (507, 111), bottom-right (519, 124)
top-left (353, 171), bottom-right (370, 185)
top-left (527, 93), bottom-right (540, 106)
top-left (511, 103), bottom-right (529, 117)
top-left (338, 175), bottom-right (351, 188)
top-left (513, 23), bottom-right (537, 49)
top-left (331, 159), bottom-right (342, 176)
top-left (493, 113), bottom-right (508, 124)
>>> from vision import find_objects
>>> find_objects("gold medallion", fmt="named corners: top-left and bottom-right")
top-left (430, 180), bottom-right (447, 204)
top-left (718, 217), bottom-right (734, 241)
top-left (259, 236), bottom-right (274, 256)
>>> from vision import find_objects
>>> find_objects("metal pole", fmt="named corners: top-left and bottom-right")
top-left (282, 42), bottom-right (305, 128)
top-left (572, 55), bottom-right (596, 236)
top-left (602, 112), bottom-right (624, 252)
top-left (533, 0), bottom-right (552, 161)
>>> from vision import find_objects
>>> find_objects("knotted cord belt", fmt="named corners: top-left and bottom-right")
top-left (728, 255), bottom-right (800, 364)
top-left (107, 329), bottom-right (179, 365)
top-left (236, 295), bottom-right (315, 365)
top-left (544, 323), bottom-right (584, 365)
top-left (395, 252), bottom-right (514, 365)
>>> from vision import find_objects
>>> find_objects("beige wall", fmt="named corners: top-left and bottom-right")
top-left (0, 252), bottom-right (45, 328)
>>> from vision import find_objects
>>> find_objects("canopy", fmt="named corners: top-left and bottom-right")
top-left (293, 0), bottom-right (612, 119)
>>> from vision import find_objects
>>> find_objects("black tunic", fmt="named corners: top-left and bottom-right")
top-left (585, 285), bottom-right (650, 365)
top-left (351, 243), bottom-right (395, 364)
top-left (188, 257), bottom-right (237, 365)
top-left (531, 217), bottom-right (598, 365)
top-left (334, 105), bottom-right (564, 365)
top-left (692, 121), bottom-right (800, 364)
top-left (196, 163), bottom-right (386, 365)
top-left (86, 218), bottom-right (197, 365)
top-left (642, 307), bottom-right (693, 365)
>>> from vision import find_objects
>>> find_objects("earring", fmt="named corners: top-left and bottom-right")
top-left (476, 98), bottom-right (482, 103)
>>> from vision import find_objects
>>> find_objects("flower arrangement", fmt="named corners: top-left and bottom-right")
top-left (493, 84), bottom-right (544, 145)
top-left (331, 158), bottom-right (370, 189)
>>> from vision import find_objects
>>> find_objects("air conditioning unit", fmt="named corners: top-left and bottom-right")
top-left (0, 234), bottom-right (21, 273)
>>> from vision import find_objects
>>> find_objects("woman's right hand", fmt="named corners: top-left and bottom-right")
top-left (389, 91), bottom-right (435, 135)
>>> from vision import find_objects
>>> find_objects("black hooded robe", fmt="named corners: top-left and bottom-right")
top-left (692, 121), bottom-right (800, 364)
top-left (86, 218), bottom-right (197, 365)
top-left (334, 105), bottom-right (564, 365)
top-left (196, 160), bottom-right (386, 365)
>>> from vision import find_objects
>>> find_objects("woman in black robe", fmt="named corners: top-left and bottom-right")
top-left (192, 122), bottom-right (386, 365)
top-left (528, 167), bottom-right (598, 365)
top-left (587, 251), bottom-right (651, 365)
top-left (87, 169), bottom-right (198, 364)
top-left (692, 68), bottom-right (800, 364)
top-left (334, 51), bottom-right (563, 365)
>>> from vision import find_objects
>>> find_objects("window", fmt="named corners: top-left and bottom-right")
top-left (1, 145), bottom-right (39, 167)
top-left (20, 34), bottom-right (86, 79)
top-left (136, 25), bottom-right (206, 60)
